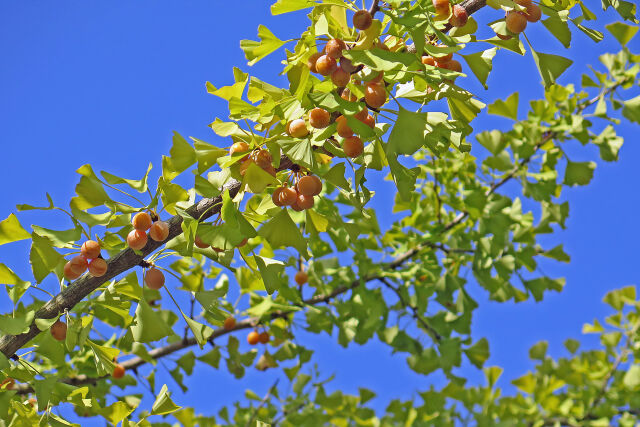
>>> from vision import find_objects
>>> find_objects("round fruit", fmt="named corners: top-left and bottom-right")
top-left (295, 270), bottom-right (308, 285)
top-left (127, 229), bottom-right (148, 250)
top-left (363, 115), bottom-right (376, 128)
top-left (440, 59), bottom-right (462, 72)
top-left (336, 116), bottom-right (354, 138)
top-left (272, 187), bottom-right (285, 206)
top-left (149, 221), bottom-right (169, 242)
top-left (435, 52), bottom-right (453, 64)
top-left (296, 194), bottom-right (315, 210)
top-left (290, 198), bottom-right (305, 212)
top-left (449, 4), bottom-right (468, 27)
top-left (506, 11), bottom-right (527, 33)
top-left (64, 262), bottom-right (82, 281)
top-left (88, 258), bottom-right (108, 277)
top-left (258, 331), bottom-right (270, 344)
top-left (331, 66), bottom-right (350, 87)
top-left (297, 175), bottom-right (319, 196)
top-left (264, 165), bottom-right (277, 177)
top-left (230, 141), bottom-right (250, 156)
top-left (340, 57), bottom-right (357, 74)
top-left (353, 9), bottom-right (373, 30)
top-left (239, 158), bottom-right (254, 176)
top-left (315, 54), bottom-right (337, 76)
top-left (343, 136), bottom-right (364, 158)
top-left (247, 331), bottom-right (260, 345)
top-left (69, 255), bottom-right (88, 275)
top-left (132, 212), bottom-right (152, 231)
top-left (144, 268), bottom-right (165, 290)
top-left (50, 320), bottom-right (67, 341)
top-left (364, 83), bottom-right (387, 108)
top-left (355, 106), bottom-right (368, 121)
top-left (253, 149), bottom-right (272, 169)
top-left (526, 4), bottom-right (541, 22)
top-left (341, 88), bottom-right (357, 102)
top-left (326, 39), bottom-right (346, 59)
top-left (223, 317), bottom-right (236, 330)
top-left (309, 108), bottom-right (330, 129)
top-left (515, 0), bottom-right (533, 6)
top-left (194, 235), bottom-right (209, 249)
top-left (422, 56), bottom-right (436, 66)
top-left (307, 52), bottom-right (322, 73)
top-left (309, 175), bottom-right (323, 195)
top-left (432, 0), bottom-right (450, 16)
top-left (112, 364), bottom-right (125, 379)
top-left (81, 240), bottom-right (101, 259)
top-left (278, 187), bottom-right (298, 207)
top-left (288, 119), bottom-right (309, 138)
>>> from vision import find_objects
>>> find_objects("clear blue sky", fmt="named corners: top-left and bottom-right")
top-left (0, 1), bottom-right (638, 423)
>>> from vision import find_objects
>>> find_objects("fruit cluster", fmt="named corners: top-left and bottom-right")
top-left (63, 240), bottom-right (107, 280)
top-left (127, 212), bottom-right (170, 250)
top-left (272, 174), bottom-right (322, 211)
top-left (247, 329), bottom-right (270, 345)
top-left (504, 0), bottom-right (541, 35)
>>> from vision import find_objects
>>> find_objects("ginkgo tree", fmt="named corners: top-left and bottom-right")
top-left (0, 0), bottom-right (639, 425)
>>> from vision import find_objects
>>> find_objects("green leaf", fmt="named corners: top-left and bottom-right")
top-left (271, 0), bottom-right (315, 14)
top-left (254, 255), bottom-right (285, 294)
top-left (130, 300), bottom-right (174, 343)
top-left (0, 263), bottom-right (31, 291)
top-left (31, 226), bottom-right (82, 249)
top-left (622, 95), bottom-right (640, 123)
top-left (387, 107), bottom-right (429, 156)
top-left (73, 164), bottom-right (111, 209)
top-left (523, 277), bottom-right (565, 301)
top-left (529, 48), bottom-right (573, 87)
top-left (184, 317), bottom-right (214, 347)
top-left (464, 338), bottom-right (489, 369)
top-left (528, 341), bottom-right (548, 360)
top-left (0, 310), bottom-right (34, 335)
top-left (167, 132), bottom-right (197, 174)
top-left (279, 139), bottom-right (315, 169)
top-left (151, 384), bottom-right (182, 415)
top-left (101, 163), bottom-right (152, 193)
top-left (321, 163), bottom-right (350, 190)
top-left (387, 156), bottom-right (418, 202)
top-left (101, 401), bottom-right (136, 425)
top-left (240, 25), bottom-right (288, 66)
top-left (258, 209), bottom-right (308, 257)
top-left (0, 214), bottom-right (31, 247)
top-left (460, 48), bottom-right (497, 89)
top-left (564, 161), bottom-right (596, 186)
top-left (487, 92), bottom-right (519, 120)
top-left (542, 14), bottom-right (571, 48)
top-left (606, 22), bottom-right (638, 45)
top-left (206, 68), bottom-right (248, 101)
top-left (624, 365), bottom-right (640, 389)
top-left (192, 137), bottom-right (228, 174)
top-left (242, 162), bottom-right (279, 194)
top-left (30, 233), bottom-right (64, 284)
top-left (342, 48), bottom-right (418, 72)
top-left (86, 339), bottom-right (119, 376)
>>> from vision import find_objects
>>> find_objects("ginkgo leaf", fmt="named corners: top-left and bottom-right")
top-left (240, 25), bottom-right (288, 66)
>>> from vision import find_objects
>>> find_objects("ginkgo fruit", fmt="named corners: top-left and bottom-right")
top-left (88, 258), bottom-right (108, 277)
top-left (364, 83), bottom-right (386, 108)
top-left (449, 4), bottom-right (468, 27)
top-left (336, 115), bottom-right (354, 138)
top-left (355, 106), bottom-right (368, 121)
top-left (296, 194), bottom-right (314, 210)
top-left (247, 330), bottom-right (260, 345)
top-left (223, 317), bottom-right (236, 330)
top-left (343, 136), bottom-right (364, 158)
top-left (340, 57), bottom-right (357, 74)
top-left (230, 141), bottom-right (250, 156)
top-left (331, 66), bottom-right (350, 87)
top-left (353, 9), bottom-right (373, 30)
top-left (149, 220), bottom-right (169, 242)
top-left (258, 331), bottom-right (270, 344)
top-left (272, 187), bottom-right (285, 206)
top-left (50, 320), bottom-right (67, 341)
top-left (144, 268), bottom-right (165, 290)
top-left (506, 11), bottom-right (527, 33)
top-left (112, 364), bottom-right (125, 379)
top-left (315, 54), bottom-right (337, 76)
top-left (253, 149), bottom-right (272, 169)
top-left (309, 108), bottom-right (330, 129)
top-left (526, 4), bottom-right (541, 22)
top-left (278, 187), bottom-right (298, 206)
top-left (297, 175), bottom-right (322, 196)
top-left (132, 212), bottom-right (152, 231)
top-left (434, 52), bottom-right (453, 64)
top-left (341, 88), bottom-right (357, 102)
top-left (63, 262), bottom-right (82, 281)
top-left (432, 0), bottom-right (450, 17)
top-left (127, 229), bottom-right (148, 250)
top-left (363, 115), bottom-right (376, 128)
top-left (422, 56), bottom-right (436, 66)
top-left (81, 240), bottom-right (101, 259)
top-left (326, 39), bottom-right (346, 59)
top-left (307, 52), bottom-right (322, 73)
top-left (69, 255), bottom-right (88, 275)
top-left (295, 270), bottom-right (308, 285)
top-left (288, 119), bottom-right (309, 138)
top-left (440, 59), bottom-right (462, 73)
top-left (194, 235), bottom-right (209, 249)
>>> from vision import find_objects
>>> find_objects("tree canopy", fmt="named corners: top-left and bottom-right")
top-left (0, 0), bottom-right (639, 425)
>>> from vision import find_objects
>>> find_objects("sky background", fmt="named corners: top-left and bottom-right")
top-left (0, 1), bottom-right (638, 424)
